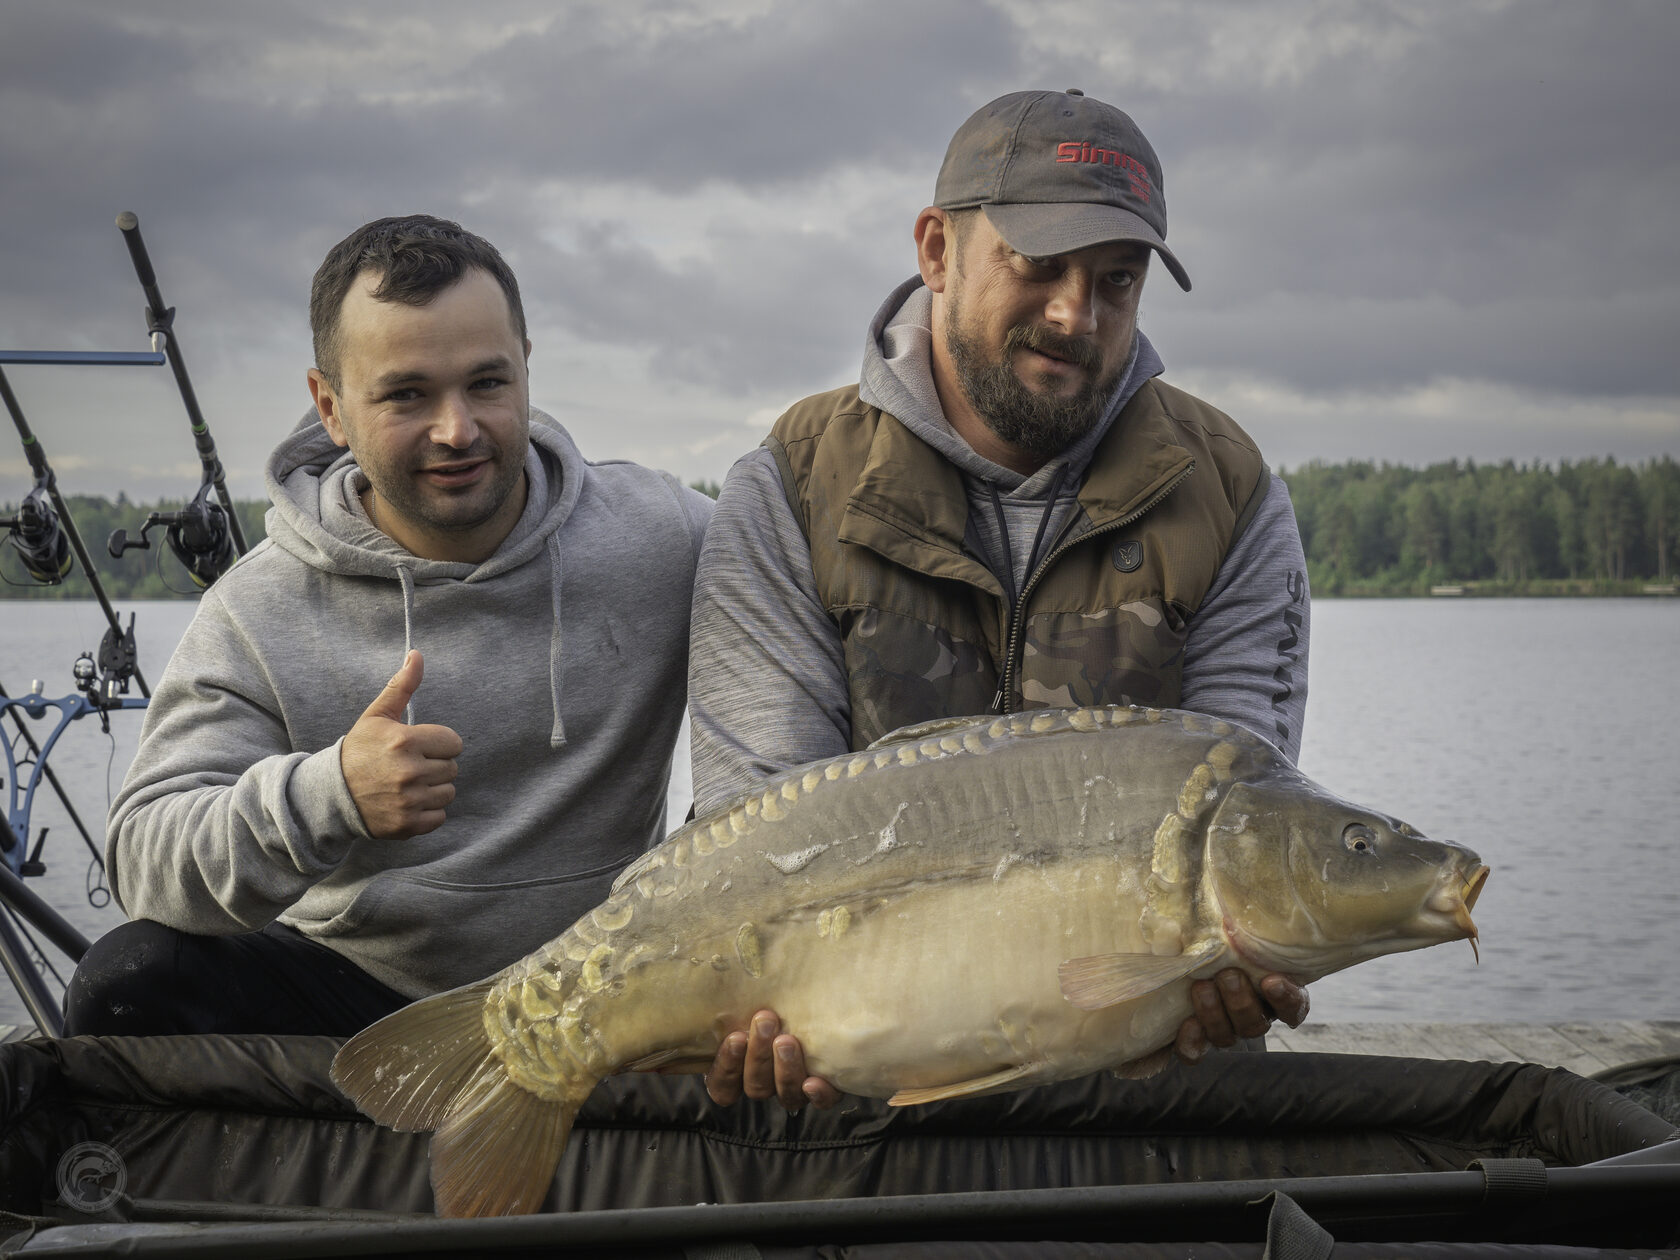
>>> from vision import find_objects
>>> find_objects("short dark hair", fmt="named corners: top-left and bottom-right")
top-left (310, 215), bottom-right (527, 388)
top-left (943, 206), bottom-right (982, 274)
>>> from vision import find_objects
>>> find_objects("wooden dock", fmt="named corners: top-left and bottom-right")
top-left (1267, 1019), bottom-right (1680, 1078)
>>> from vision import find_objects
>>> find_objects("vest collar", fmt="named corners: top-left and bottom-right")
top-left (1070, 380), bottom-right (1197, 531)
top-left (838, 380), bottom-right (1195, 591)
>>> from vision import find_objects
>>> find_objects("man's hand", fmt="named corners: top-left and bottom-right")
top-left (1175, 969), bottom-right (1308, 1063)
top-left (704, 1009), bottom-right (841, 1112)
top-left (341, 650), bottom-right (463, 839)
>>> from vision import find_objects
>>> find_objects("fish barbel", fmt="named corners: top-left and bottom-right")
top-left (332, 705), bottom-right (1489, 1217)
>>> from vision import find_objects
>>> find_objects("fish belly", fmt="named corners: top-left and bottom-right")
top-left (577, 851), bottom-right (1192, 1100)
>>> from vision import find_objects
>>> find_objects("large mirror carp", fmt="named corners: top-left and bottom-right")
top-left (333, 704), bottom-right (1490, 1217)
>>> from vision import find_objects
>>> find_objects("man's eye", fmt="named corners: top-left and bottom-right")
top-left (470, 377), bottom-right (507, 391)
top-left (1107, 271), bottom-right (1136, 289)
top-left (382, 389), bottom-right (420, 403)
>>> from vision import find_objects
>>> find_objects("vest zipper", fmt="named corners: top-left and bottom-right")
top-left (989, 459), bottom-right (1197, 714)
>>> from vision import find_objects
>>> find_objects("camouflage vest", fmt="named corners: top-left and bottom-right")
top-left (764, 379), bottom-right (1269, 750)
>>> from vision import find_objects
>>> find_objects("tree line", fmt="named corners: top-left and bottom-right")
top-left (0, 484), bottom-right (722, 600)
top-left (0, 493), bottom-right (272, 601)
top-left (4, 461), bottom-right (1676, 599)
top-left (1280, 456), bottom-right (1679, 595)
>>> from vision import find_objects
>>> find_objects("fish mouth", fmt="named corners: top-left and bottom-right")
top-left (1455, 864), bottom-right (1490, 961)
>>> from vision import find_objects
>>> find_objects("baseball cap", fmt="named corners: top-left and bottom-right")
top-left (934, 89), bottom-right (1191, 291)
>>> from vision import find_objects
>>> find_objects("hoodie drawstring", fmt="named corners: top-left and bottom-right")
top-left (986, 463), bottom-right (1070, 618)
top-left (388, 543), bottom-right (567, 748)
top-left (545, 531), bottom-right (567, 749)
top-left (396, 563), bottom-right (417, 726)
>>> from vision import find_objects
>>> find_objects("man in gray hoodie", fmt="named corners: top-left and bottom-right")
top-left (64, 215), bottom-right (712, 1036)
top-left (689, 91), bottom-right (1312, 1111)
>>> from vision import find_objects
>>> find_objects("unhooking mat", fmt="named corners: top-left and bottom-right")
top-left (0, 1033), bottom-right (1675, 1257)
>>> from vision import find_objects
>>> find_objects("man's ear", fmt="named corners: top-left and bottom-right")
top-left (307, 368), bottom-right (350, 448)
top-left (914, 207), bottom-right (954, 294)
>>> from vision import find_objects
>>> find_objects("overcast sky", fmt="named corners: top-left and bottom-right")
top-left (2, 0), bottom-right (1676, 506)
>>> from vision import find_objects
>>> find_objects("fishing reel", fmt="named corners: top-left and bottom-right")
top-left (2, 483), bottom-right (72, 584)
top-left (109, 479), bottom-right (235, 589)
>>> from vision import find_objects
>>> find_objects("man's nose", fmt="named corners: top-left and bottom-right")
top-left (431, 394), bottom-right (480, 449)
top-left (1044, 270), bottom-right (1098, 337)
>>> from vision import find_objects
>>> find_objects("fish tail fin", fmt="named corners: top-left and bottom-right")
top-left (331, 980), bottom-right (591, 1217)
top-left (430, 1061), bottom-right (582, 1217)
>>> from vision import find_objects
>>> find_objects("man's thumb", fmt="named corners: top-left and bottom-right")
top-left (362, 649), bottom-right (422, 722)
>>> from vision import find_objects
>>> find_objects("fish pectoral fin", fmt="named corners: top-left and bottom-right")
top-left (1110, 1044), bottom-right (1178, 1080)
top-left (1058, 942), bottom-right (1224, 1011)
top-left (618, 1049), bottom-right (712, 1074)
top-left (887, 1062), bottom-right (1045, 1107)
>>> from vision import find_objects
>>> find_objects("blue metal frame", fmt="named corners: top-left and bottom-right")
top-left (0, 350), bottom-right (166, 365)
top-left (2, 690), bottom-right (148, 875)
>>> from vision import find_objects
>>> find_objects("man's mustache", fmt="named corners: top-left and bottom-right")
top-left (419, 441), bottom-right (497, 468)
top-left (1007, 325), bottom-right (1102, 372)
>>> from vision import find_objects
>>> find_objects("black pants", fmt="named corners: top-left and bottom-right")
top-left (62, 918), bottom-right (411, 1037)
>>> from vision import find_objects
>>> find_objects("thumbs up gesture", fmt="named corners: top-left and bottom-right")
top-left (340, 650), bottom-right (464, 839)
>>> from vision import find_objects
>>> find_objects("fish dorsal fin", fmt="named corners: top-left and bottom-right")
top-left (887, 1062), bottom-right (1045, 1107)
top-left (865, 715), bottom-right (984, 750)
top-left (1058, 941), bottom-right (1225, 1011)
top-left (610, 848), bottom-right (659, 895)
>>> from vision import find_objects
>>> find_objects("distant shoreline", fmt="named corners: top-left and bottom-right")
top-left (5, 583), bottom-right (1677, 602)
top-left (1314, 580), bottom-right (1678, 599)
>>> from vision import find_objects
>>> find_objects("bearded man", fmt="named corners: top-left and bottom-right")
top-left (687, 90), bottom-right (1313, 1110)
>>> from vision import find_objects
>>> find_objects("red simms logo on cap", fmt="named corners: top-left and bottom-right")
top-left (1055, 142), bottom-right (1152, 203)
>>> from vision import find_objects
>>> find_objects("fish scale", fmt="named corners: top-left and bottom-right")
top-left (333, 704), bottom-right (1489, 1218)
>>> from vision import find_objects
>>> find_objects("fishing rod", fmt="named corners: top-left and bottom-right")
top-left (106, 210), bottom-right (243, 588)
top-left (0, 365), bottom-right (150, 700)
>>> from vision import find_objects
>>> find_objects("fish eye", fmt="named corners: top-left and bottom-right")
top-left (1343, 823), bottom-right (1378, 855)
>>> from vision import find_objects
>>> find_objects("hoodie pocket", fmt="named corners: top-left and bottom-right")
top-left (303, 862), bottom-right (632, 990)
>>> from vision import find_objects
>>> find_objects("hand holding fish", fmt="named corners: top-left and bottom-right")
top-left (340, 650), bottom-right (463, 839)
top-left (1175, 970), bottom-right (1308, 1061)
top-left (700, 1008), bottom-right (841, 1111)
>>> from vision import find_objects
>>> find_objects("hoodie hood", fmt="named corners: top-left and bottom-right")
top-left (263, 407), bottom-right (583, 582)
top-left (856, 277), bottom-right (1167, 598)
top-left (262, 408), bottom-right (584, 744)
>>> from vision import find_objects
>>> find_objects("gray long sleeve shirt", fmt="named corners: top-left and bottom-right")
top-left (688, 280), bottom-right (1309, 816)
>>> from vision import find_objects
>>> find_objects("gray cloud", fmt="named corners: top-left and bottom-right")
top-left (1, 0), bottom-right (1675, 504)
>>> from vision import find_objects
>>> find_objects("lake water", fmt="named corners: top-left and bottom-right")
top-left (0, 597), bottom-right (1675, 1031)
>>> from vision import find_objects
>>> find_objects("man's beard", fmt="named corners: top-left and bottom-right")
top-left (945, 299), bottom-right (1124, 463)
top-left (363, 436), bottom-right (524, 537)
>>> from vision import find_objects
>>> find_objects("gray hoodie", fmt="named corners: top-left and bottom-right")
top-left (688, 279), bottom-right (1309, 815)
top-left (106, 410), bottom-right (712, 998)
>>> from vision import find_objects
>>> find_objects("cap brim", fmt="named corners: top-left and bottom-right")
top-left (983, 203), bottom-right (1191, 292)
